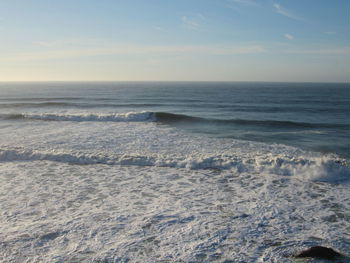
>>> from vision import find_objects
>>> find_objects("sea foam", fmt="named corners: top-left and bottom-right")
top-left (1, 111), bottom-right (156, 122)
top-left (1, 147), bottom-right (348, 183)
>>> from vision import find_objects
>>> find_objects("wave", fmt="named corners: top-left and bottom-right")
top-left (0, 111), bottom-right (193, 122)
top-left (155, 112), bottom-right (349, 129)
top-left (0, 102), bottom-right (73, 108)
top-left (0, 102), bottom-right (165, 109)
top-left (1, 112), bottom-right (156, 122)
top-left (0, 147), bottom-right (349, 183)
top-left (2, 111), bottom-right (349, 130)
top-left (2, 100), bottom-right (349, 115)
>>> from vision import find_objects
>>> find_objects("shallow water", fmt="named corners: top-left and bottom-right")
top-left (1, 162), bottom-right (349, 262)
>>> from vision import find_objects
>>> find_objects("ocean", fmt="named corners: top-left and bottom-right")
top-left (0, 82), bottom-right (349, 262)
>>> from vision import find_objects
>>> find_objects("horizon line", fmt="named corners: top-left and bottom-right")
top-left (0, 80), bottom-right (350, 84)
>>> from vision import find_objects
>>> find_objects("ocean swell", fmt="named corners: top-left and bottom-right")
top-left (2, 111), bottom-right (348, 130)
top-left (1, 111), bottom-right (156, 122)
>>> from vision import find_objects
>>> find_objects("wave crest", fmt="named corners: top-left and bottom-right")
top-left (2, 111), bottom-right (155, 122)
top-left (2, 111), bottom-right (347, 130)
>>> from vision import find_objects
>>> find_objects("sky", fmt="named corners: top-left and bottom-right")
top-left (0, 0), bottom-right (350, 82)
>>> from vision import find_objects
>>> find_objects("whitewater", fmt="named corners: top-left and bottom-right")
top-left (0, 82), bottom-right (349, 262)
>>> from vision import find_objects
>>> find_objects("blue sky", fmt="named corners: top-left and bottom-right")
top-left (1, 0), bottom-right (350, 82)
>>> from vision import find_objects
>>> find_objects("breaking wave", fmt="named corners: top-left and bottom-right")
top-left (0, 102), bottom-right (166, 109)
top-left (2, 111), bottom-right (349, 129)
top-left (1, 111), bottom-right (156, 122)
top-left (0, 147), bottom-right (349, 183)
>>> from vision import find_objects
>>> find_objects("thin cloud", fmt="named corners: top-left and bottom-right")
top-left (34, 38), bottom-right (109, 48)
top-left (153, 26), bottom-right (168, 33)
top-left (324, 31), bottom-right (336, 35)
top-left (229, 0), bottom-right (260, 6)
top-left (284, 34), bottom-right (294, 40)
top-left (3, 44), bottom-right (266, 62)
top-left (225, 0), bottom-right (260, 12)
top-left (0, 16), bottom-right (4, 30)
top-left (288, 47), bottom-right (350, 55)
top-left (181, 13), bottom-right (205, 30)
top-left (273, 3), bottom-right (302, 20)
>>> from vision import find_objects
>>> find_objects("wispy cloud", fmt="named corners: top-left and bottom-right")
top-left (284, 33), bottom-right (294, 40)
top-left (273, 3), bottom-right (302, 20)
top-left (181, 13), bottom-right (205, 30)
top-left (0, 17), bottom-right (4, 30)
top-left (287, 47), bottom-right (350, 55)
top-left (3, 44), bottom-right (266, 62)
top-left (324, 31), bottom-right (336, 35)
top-left (153, 26), bottom-right (168, 33)
top-left (224, 0), bottom-right (260, 12)
top-left (229, 0), bottom-right (260, 6)
top-left (34, 38), bottom-right (108, 48)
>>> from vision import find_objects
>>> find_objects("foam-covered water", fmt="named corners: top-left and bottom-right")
top-left (0, 82), bottom-right (349, 262)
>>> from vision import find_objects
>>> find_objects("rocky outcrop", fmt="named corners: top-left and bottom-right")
top-left (296, 246), bottom-right (342, 260)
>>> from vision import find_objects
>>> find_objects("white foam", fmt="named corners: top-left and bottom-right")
top-left (0, 117), bottom-right (349, 184)
top-left (0, 146), bottom-right (348, 184)
top-left (1, 161), bottom-right (349, 262)
top-left (20, 111), bottom-right (155, 122)
top-left (1, 114), bottom-right (350, 262)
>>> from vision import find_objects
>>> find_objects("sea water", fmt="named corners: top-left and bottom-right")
top-left (0, 82), bottom-right (349, 262)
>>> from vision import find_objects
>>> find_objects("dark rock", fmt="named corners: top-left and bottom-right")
top-left (296, 246), bottom-right (342, 260)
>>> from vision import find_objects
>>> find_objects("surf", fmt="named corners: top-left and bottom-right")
top-left (2, 111), bottom-right (349, 129)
